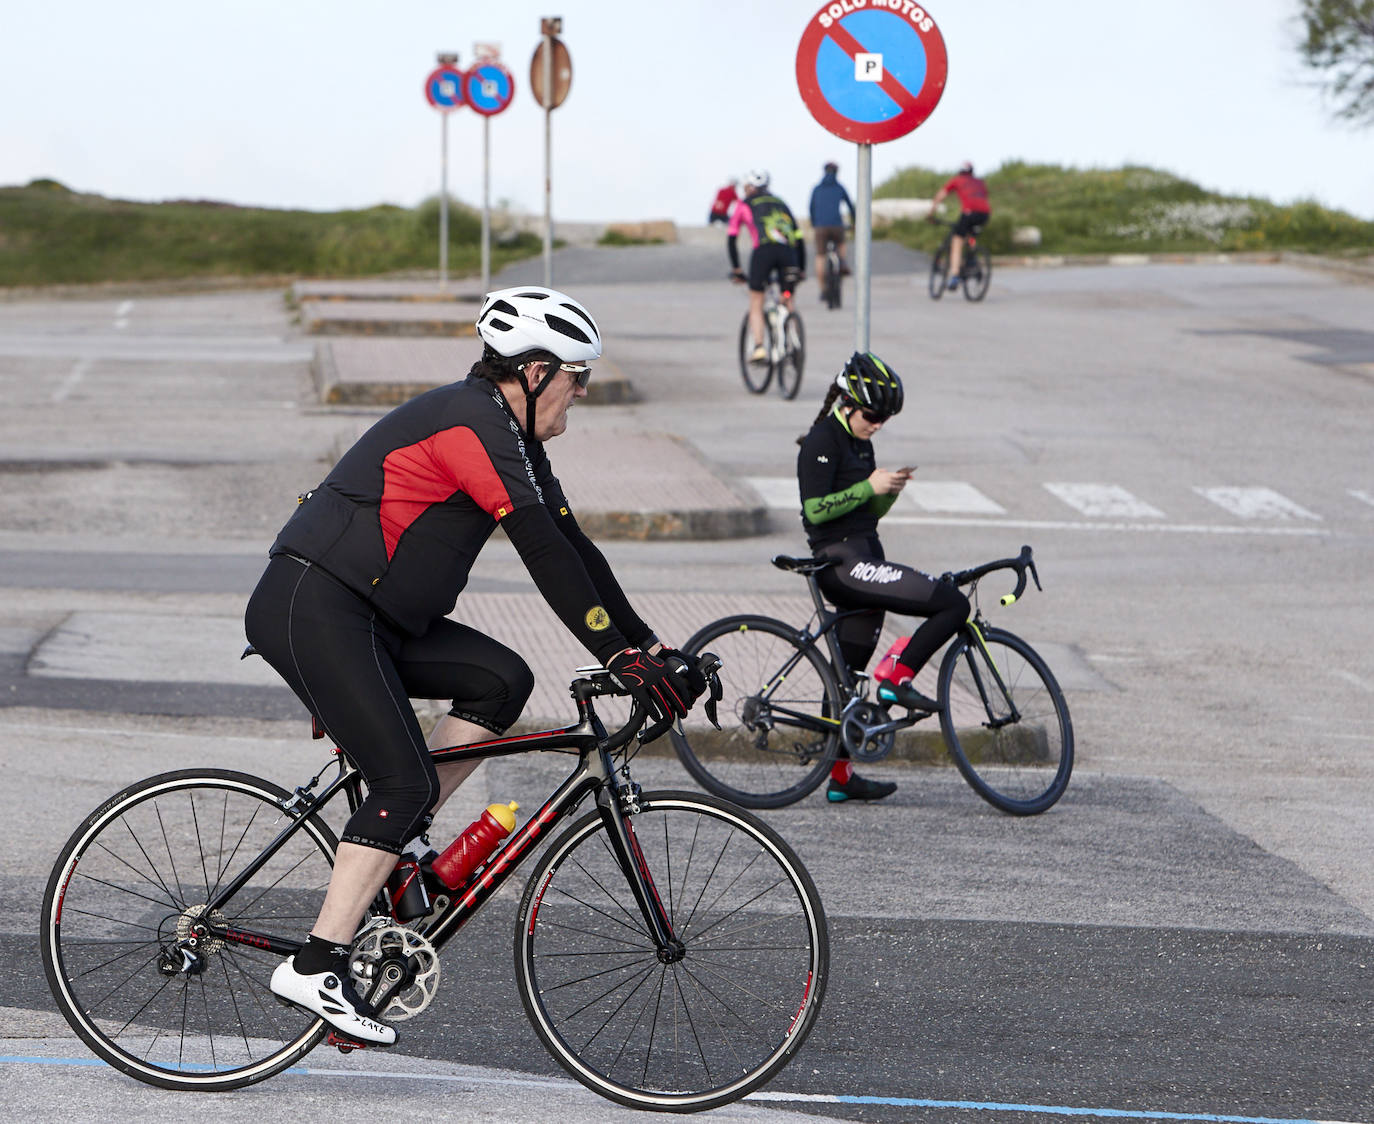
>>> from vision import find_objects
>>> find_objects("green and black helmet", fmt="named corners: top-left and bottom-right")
top-left (835, 351), bottom-right (904, 418)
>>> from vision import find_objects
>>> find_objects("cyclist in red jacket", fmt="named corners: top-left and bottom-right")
top-left (930, 161), bottom-right (991, 291)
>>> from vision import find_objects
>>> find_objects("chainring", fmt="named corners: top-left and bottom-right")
top-left (840, 700), bottom-right (896, 763)
top-left (350, 918), bottom-right (440, 1022)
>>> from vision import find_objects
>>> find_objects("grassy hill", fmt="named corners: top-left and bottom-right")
top-left (875, 161), bottom-right (1374, 257)
top-left (0, 179), bottom-right (541, 287)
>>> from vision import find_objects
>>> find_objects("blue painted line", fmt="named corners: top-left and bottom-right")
top-left (2, 1056), bottom-right (1363, 1124)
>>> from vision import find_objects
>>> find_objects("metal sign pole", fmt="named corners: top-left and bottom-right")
top-left (855, 142), bottom-right (872, 353)
top-left (542, 26), bottom-right (554, 286)
top-left (439, 112), bottom-right (449, 290)
top-left (481, 116), bottom-right (491, 295)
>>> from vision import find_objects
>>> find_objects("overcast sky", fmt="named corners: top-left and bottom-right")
top-left (2, 0), bottom-right (1370, 226)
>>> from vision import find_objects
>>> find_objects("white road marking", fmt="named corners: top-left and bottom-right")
top-left (1194, 486), bottom-right (1321, 521)
top-left (51, 358), bottom-right (91, 403)
top-left (114, 300), bottom-right (132, 330)
top-left (1333, 670), bottom-right (1374, 694)
top-left (1044, 483), bottom-right (1164, 518)
top-left (744, 476), bottom-right (798, 509)
top-left (1349, 489), bottom-right (1374, 509)
top-left (902, 481), bottom-right (1006, 515)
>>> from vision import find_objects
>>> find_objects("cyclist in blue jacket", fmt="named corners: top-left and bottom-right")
top-left (809, 161), bottom-right (854, 284)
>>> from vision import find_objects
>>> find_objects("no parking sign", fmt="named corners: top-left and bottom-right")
top-left (465, 61), bottom-right (515, 116)
top-left (796, 1), bottom-right (947, 143)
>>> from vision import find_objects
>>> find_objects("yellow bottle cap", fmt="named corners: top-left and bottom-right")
top-left (487, 801), bottom-right (519, 831)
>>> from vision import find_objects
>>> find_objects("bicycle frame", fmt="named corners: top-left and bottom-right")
top-left (199, 677), bottom-right (680, 963)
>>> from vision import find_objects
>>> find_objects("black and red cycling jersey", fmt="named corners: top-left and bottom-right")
top-left (270, 374), bottom-right (651, 662)
top-left (942, 173), bottom-right (991, 215)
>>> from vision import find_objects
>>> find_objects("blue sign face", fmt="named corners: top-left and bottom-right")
top-left (816, 11), bottom-right (927, 124)
top-left (425, 66), bottom-right (464, 111)
top-left (465, 63), bottom-right (515, 116)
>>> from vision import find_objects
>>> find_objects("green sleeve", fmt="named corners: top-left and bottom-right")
top-left (802, 479), bottom-right (875, 525)
top-left (867, 492), bottom-right (900, 518)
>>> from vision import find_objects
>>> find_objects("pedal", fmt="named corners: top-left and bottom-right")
top-left (327, 1030), bottom-right (375, 1053)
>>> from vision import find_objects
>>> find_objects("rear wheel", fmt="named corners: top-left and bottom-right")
top-left (738, 313), bottom-right (771, 393)
top-left (962, 244), bottom-right (992, 301)
top-left (669, 615), bottom-right (842, 808)
top-left (776, 311), bottom-right (805, 400)
top-left (41, 769), bottom-right (335, 1089)
top-left (515, 791), bottom-right (828, 1112)
top-left (823, 251), bottom-right (842, 309)
top-left (928, 239), bottom-right (951, 299)
top-left (938, 626), bottom-right (1073, 814)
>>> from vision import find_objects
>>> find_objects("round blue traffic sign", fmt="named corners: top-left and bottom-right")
top-left (797, 2), bottom-right (948, 143)
top-left (424, 66), bottom-right (465, 112)
top-left (465, 62), bottom-right (515, 116)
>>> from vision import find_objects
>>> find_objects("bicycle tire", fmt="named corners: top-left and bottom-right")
top-left (41, 769), bottom-right (337, 1090)
top-left (962, 245), bottom-right (992, 302)
top-left (738, 313), bottom-right (771, 394)
top-left (928, 238), bottom-right (951, 300)
top-left (937, 627), bottom-right (1074, 814)
top-left (776, 311), bottom-right (805, 400)
top-left (514, 790), bottom-right (828, 1112)
top-left (669, 615), bottom-right (842, 808)
top-left (823, 252), bottom-right (841, 309)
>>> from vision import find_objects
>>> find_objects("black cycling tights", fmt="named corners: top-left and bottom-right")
top-left (245, 555), bottom-right (534, 853)
top-left (815, 536), bottom-right (971, 676)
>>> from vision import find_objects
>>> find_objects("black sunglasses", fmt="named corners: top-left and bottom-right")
top-left (858, 408), bottom-right (890, 424)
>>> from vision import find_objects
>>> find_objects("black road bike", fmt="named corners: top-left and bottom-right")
top-left (41, 659), bottom-right (828, 1113)
top-left (929, 221), bottom-right (992, 302)
top-left (669, 547), bottom-right (1072, 814)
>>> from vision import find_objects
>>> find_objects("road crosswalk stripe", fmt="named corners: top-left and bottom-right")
top-left (901, 481), bottom-right (1006, 515)
top-left (1193, 486), bottom-right (1321, 521)
top-left (1044, 483), bottom-right (1164, 519)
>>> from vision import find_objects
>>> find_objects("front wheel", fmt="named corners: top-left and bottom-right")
top-left (515, 791), bottom-right (828, 1112)
top-left (776, 311), bottom-right (805, 400)
top-left (928, 240), bottom-right (951, 299)
top-left (738, 312), bottom-right (771, 394)
top-left (669, 615), bottom-right (843, 808)
top-left (41, 769), bottom-right (337, 1090)
top-left (937, 626), bottom-right (1074, 814)
top-left (962, 245), bottom-right (992, 301)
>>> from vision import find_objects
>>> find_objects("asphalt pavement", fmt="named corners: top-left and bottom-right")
top-left (1, 245), bottom-right (1372, 1122)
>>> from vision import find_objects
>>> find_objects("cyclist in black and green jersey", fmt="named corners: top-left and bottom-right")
top-left (796, 352), bottom-right (971, 802)
top-left (728, 169), bottom-right (806, 365)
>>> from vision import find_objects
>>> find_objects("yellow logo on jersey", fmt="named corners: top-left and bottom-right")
top-left (585, 606), bottom-right (610, 631)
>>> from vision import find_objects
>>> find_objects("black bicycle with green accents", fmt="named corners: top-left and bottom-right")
top-left (668, 546), bottom-right (1073, 814)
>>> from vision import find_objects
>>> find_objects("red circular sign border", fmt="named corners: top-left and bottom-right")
top-left (796, 4), bottom-right (948, 144)
top-left (424, 66), bottom-right (466, 112)
top-left (465, 61), bottom-right (516, 117)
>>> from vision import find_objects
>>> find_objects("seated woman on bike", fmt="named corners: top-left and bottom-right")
top-left (727, 169), bottom-right (806, 365)
top-left (245, 285), bottom-right (706, 1044)
top-left (796, 352), bottom-right (971, 802)
top-left (929, 161), bottom-right (990, 291)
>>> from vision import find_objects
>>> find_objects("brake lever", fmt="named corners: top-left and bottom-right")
top-left (698, 651), bottom-right (724, 730)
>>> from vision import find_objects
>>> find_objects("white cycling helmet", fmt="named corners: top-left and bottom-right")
top-left (744, 169), bottom-right (770, 190)
top-left (476, 286), bottom-right (602, 362)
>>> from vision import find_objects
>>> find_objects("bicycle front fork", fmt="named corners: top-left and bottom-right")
top-left (597, 784), bottom-right (683, 961)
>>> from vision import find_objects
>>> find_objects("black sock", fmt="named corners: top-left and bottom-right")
top-left (294, 933), bottom-right (352, 976)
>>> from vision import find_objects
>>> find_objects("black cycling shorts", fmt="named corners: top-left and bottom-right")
top-left (244, 555), bottom-right (534, 852)
top-left (748, 242), bottom-right (798, 293)
top-left (814, 535), bottom-right (970, 675)
top-left (953, 211), bottom-right (989, 238)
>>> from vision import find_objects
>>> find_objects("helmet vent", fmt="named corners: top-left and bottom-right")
top-left (545, 313), bottom-right (592, 344)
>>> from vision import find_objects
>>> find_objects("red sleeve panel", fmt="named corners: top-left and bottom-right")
top-left (380, 427), bottom-right (514, 560)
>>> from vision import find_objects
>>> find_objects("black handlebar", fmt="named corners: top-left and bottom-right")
top-left (945, 544), bottom-right (1041, 605)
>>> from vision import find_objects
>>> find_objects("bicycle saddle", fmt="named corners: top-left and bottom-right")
top-left (771, 555), bottom-right (831, 575)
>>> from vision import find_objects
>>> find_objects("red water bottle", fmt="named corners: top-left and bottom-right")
top-left (431, 801), bottom-right (519, 890)
top-left (872, 636), bottom-right (915, 685)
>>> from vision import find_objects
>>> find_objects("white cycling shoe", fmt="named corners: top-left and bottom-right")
top-left (270, 956), bottom-right (397, 1045)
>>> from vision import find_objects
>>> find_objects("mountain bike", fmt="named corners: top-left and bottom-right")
top-left (928, 221), bottom-right (992, 302)
top-left (736, 273), bottom-right (805, 399)
top-left (668, 546), bottom-right (1072, 815)
top-left (820, 237), bottom-right (843, 310)
top-left (41, 658), bottom-right (828, 1113)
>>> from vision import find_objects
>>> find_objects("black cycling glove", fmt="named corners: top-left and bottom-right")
top-left (657, 647), bottom-right (708, 703)
top-left (607, 648), bottom-right (691, 724)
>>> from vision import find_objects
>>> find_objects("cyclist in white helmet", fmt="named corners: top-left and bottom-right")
top-left (247, 286), bottom-right (710, 1046)
top-left (728, 170), bottom-right (806, 364)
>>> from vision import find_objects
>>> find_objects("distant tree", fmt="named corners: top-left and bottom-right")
top-left (1298, 0), bottom-right (1374, 124)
